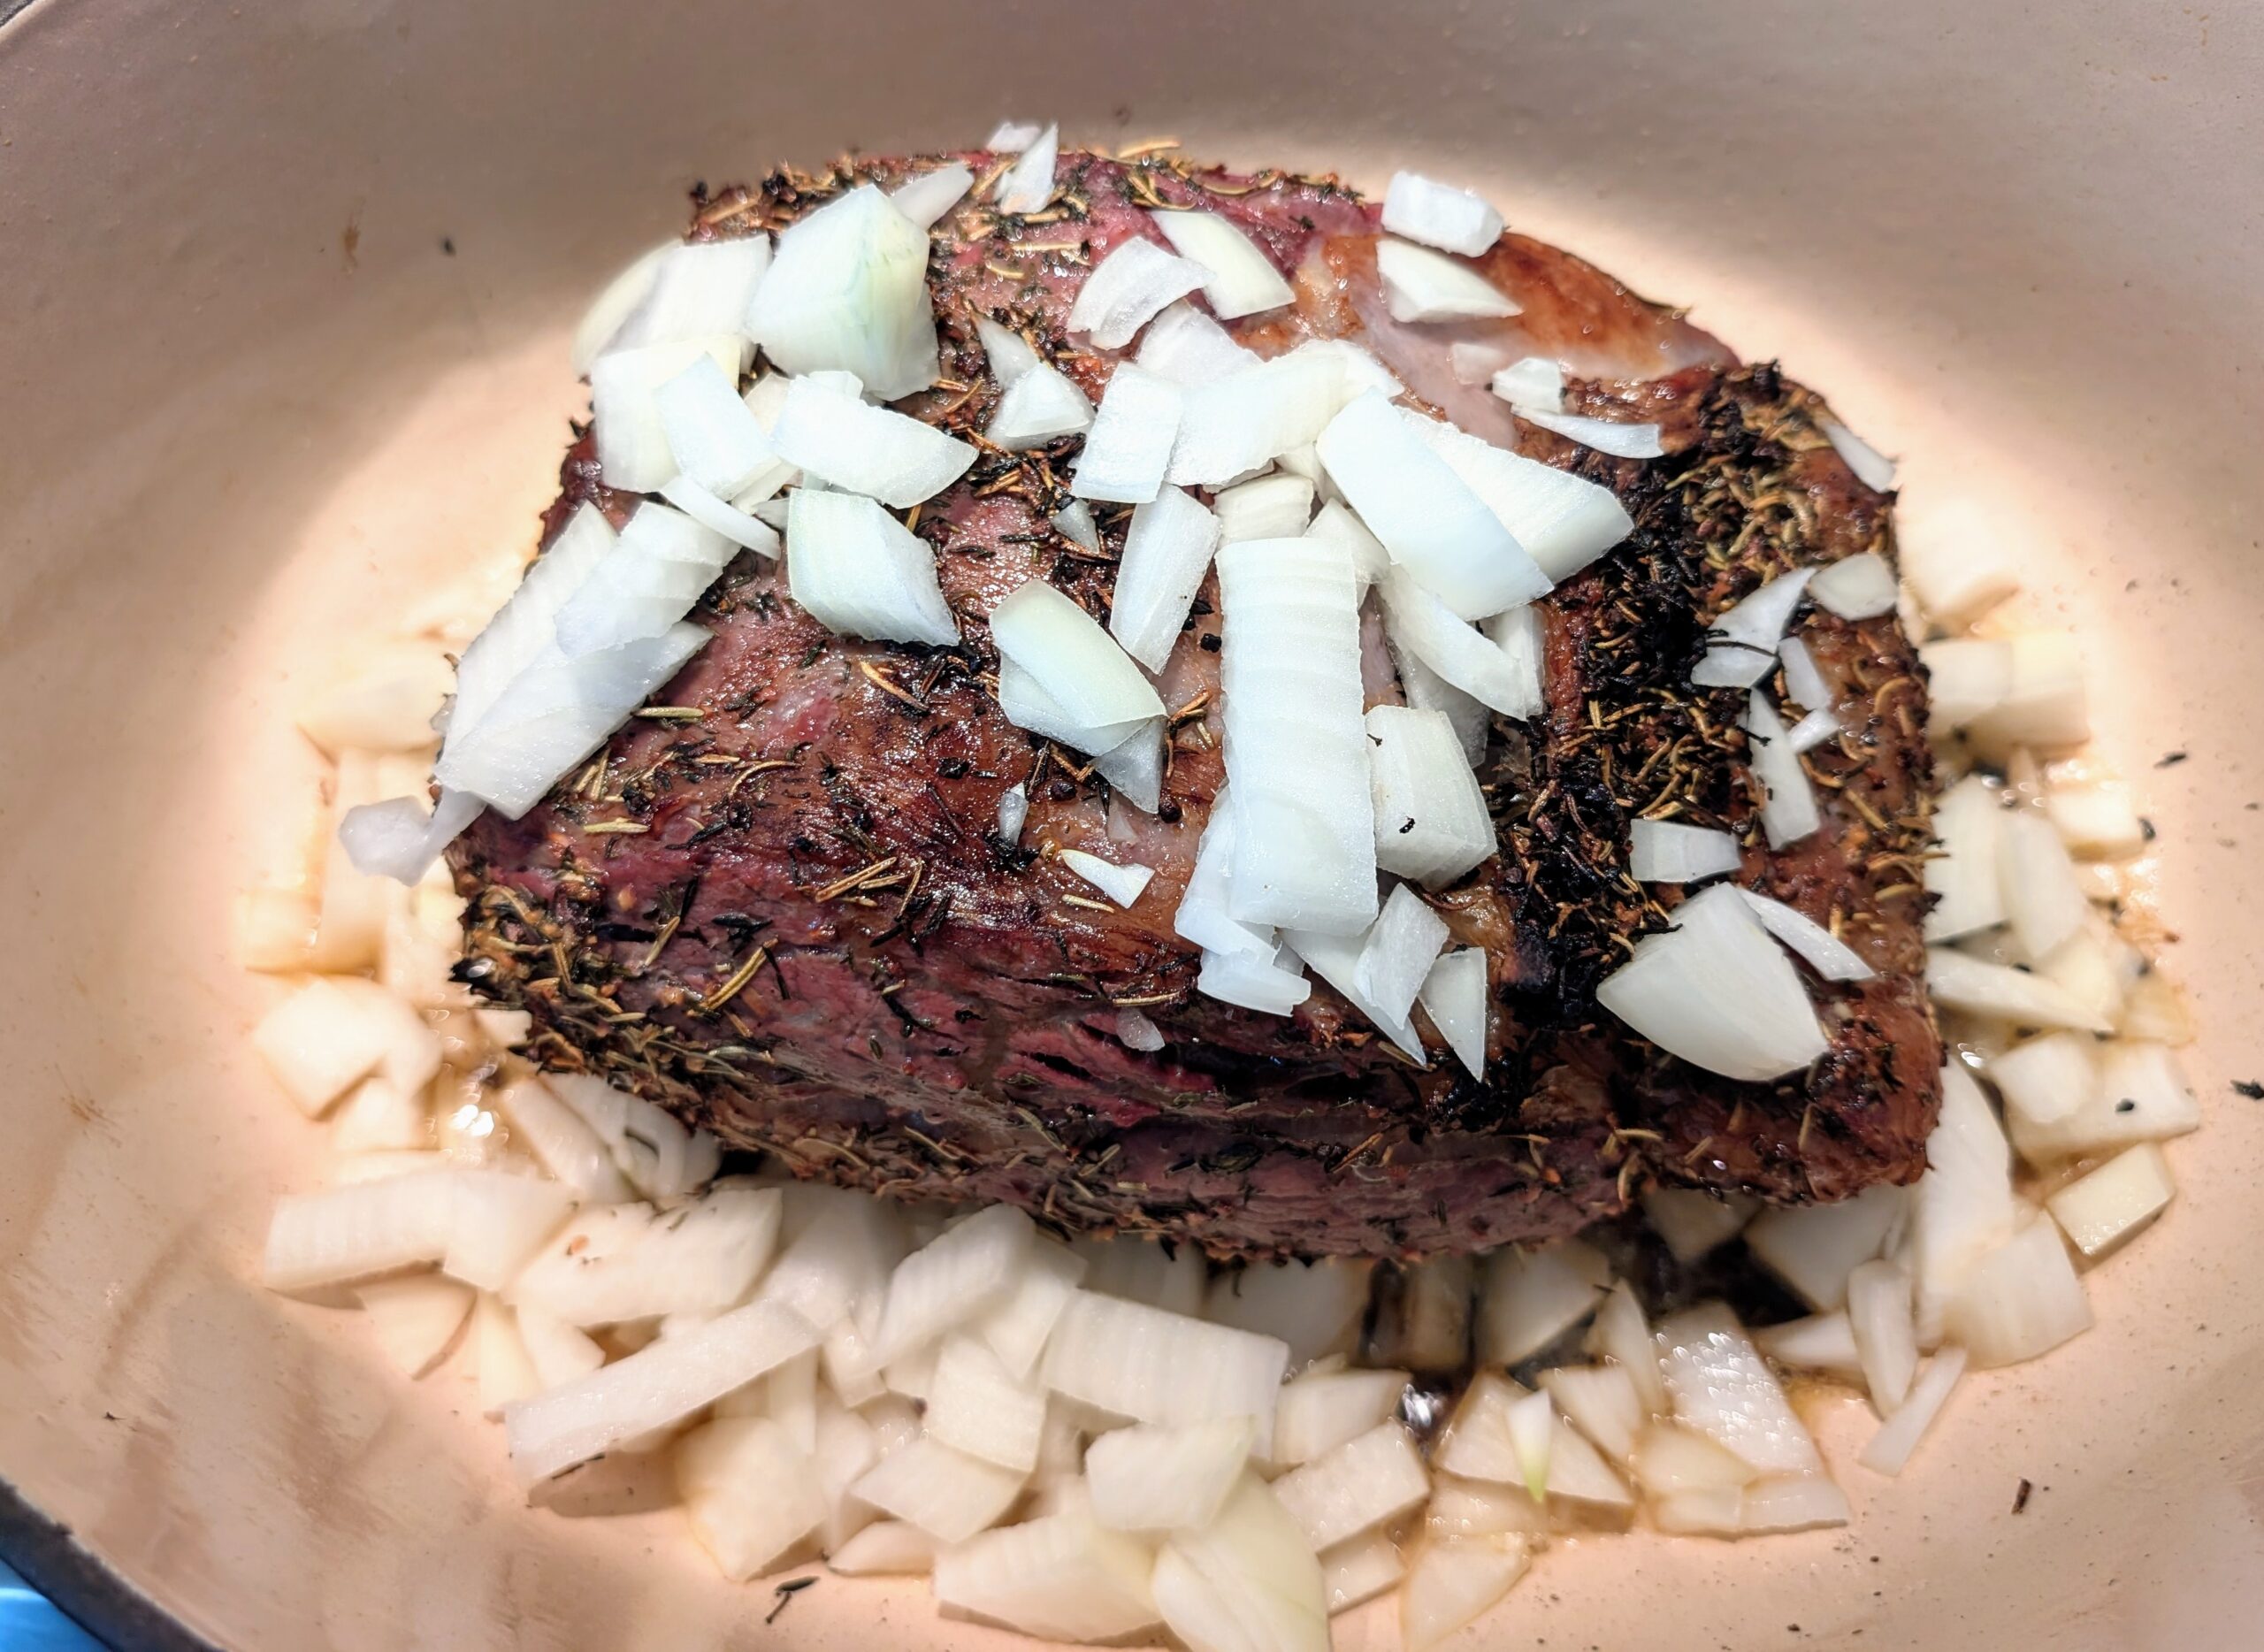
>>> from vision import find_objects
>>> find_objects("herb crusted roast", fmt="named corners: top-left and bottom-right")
top-left (447, 143), bottom-right (1942, 1260)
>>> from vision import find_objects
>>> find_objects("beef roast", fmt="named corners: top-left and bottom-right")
top-left (448, 146), bottom-right (1941, 1260)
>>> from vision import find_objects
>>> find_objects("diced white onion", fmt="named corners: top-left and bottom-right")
top-left (674, 1417), bottom-right (827, 1580)
top-left (1198, 948), bottom-right (1314, 1016)
top-left (1071, 363), bottom-right (1184, 503)
top-left (2044, 782), bottom-right (2146, 859)
top-left (295, 639), bottom-right (455, 755)
top-left (1214, 473), bottom-right (1316, 544)
top-left (1069, 237), bottom-right (1208, 348)
top-left (1754, 1312), bottom-right (1864, 1380)
top-left (355, 1274), bottom-right (474, 1378)
top-left (1858, 1346), bottom-right (1966, 1476)
top-left (1846, 1257), bottom-right (1919, 1412)
top-left (1151, 1473), bottom-right (1327, 1652)
top-left (935, 1506), bottom-right (1159, 1643)
top-left (1918, 636), bottom-right (2015, 730)
top-left (995, 124), bottom-right (1059, 214)
top-left (1087, 1416), bottom-right (1255, 1533)
top-left (1351, 884), bottom-right (1450, 1023)
top-left (985, 119), bottom-right (1043, 151)
top-left (504, 1300), bottom-right (818, 1484)
top-left (1134, 301), bottom-right (1259, 385)
top-left (1630, 1421), bottom-right (1755, 1499)
top-left (622, 236), bottom-right (773, 351)
top-left (1473, 1243), bottom-right (1608, 1366)
top-left (785, 489), bottom-right (958, 646)
top-left (1489, 356), bottom-right (1564, 414)
top-left (770, 373), bottom-right (975, 506)
top-left (875, 1204), bottom-right (1036, 1363)
top-left (472, 1295), bottom-right (541, 1419)
top-left (850, 1435), bottom-right (1027, 1543)
top-left (1281, 925), bottom-right (1425, 1062)
top-left (1538, 1364), bottom-right (1644, 1463)
top-left (1051, 498), bottom-right (1101, 553)
top-left (1818, 417), bottom-right (1897, 492)
top-left (1966, 631), bottom-right (2092, 752)
top-left (1514, 407), bottom-right (1664, 458)
top-left (1365, 705), bottom-right (1494, 887)
top-left (1450, 342), bottom-right (1512, 386)
top-left (1381, 172), bottom-right (1504, 256)
top-left (1640, 1189), bottom-right (1755, 1266)
top-left (591, 333), bottom-right (748, 492)
top-left (1205, 1261), bottom-right (1375, 1371)
top-left (974, 316), bottom-right (1043, 385)
top-left (1405, 412), bottom-right (1633, 585)
top-left (1901, 1063), bottom-right (2017, 1346)
top-left (829, 1519), bottom-right (937, 1575)
top-left (1317, 393), bottom-right (1548, 619)
top-left (517, 1304), bottom-right (606, 1391)
top-left (1787, 707), bottom-right (1840, 753)
top-left (251, 975), bottom-right (442, 1116)
top-left (1655, 1304), bottom-right (1824, 1477)
top-left (986, 362), bottom-right (1094, 449)
top-left (1743, 1182), bottom-right (1907, 1312)
top-left (572, 240), bottom-right (672, 375)
top-left (994, 783), bottom-right (1029, 845)
top-left (1167, 342), bottom-right (1361, 489)
top-left (1778, 634), bottom-right (1830, 709)
top-left (1376, 239), bottom-right (1518, 323)
top-left (1399, 1535), bottom-right (1528, 1652)
top-left (1418, 948), bottom-right (1488, 1078)
top-left (1900, 500), bottom-right (2022, 624)
top-left (746, 185), bottom-right (940, 399)
top-left (1377, 570), bottom-right (1540, 718)
top-left (1999, 807), bottom-right (2090, 960)
top-left (968, 1234), bottom-right (1085, 1380)
top-left (1595, 883), bottom-right (1828, 1081)
top-left (1739, 888), bottom-right (1875, 981)
top-left (1925, 947), bottom-right (2110, 1031)
top-left (1924, 775), bottom-right (2006, 942)
top-left (1945, 1219), bottom-right (2093, 1369)
top-left (544, 1074), bottom-right (720, 1201)
top-left (490, 1078), bottom-right (632, 1203)
top-left (1694, 570), bottom-right (1816, 689)
top-left (1058, 847), bottom-right (1155, 908)
top-left (1321, 1531), bottom-right (1406, 1615)
top-left (1217, 536), bottom-right (1378, 937)
top-left (509, 1189), bottom-right (781, 1327)
top-left (890, 162), bottom-right (975, 230)
top-left (1743, 690), bottom-right (1820, 848)
top-left (658, 473), bottom-right (784, 555)
top-left (1809, 550), bottom-right (1899, 619)
top-left (1108, 485), bottom-right (1220, 671)
top-left (338, 789), bottom-right (483, 885)
top-left (2046, 1142), bottom-right (2176, 1256)
top-left (925, 1333), bottom-right (1049, 1472)
top-left (1272, 1365), bottom-right (1409, 1469)
top-left (1040, 1291), bottom-right (1289, 1457)
top-left (554, 500), bottom-right (735, 656)
top-left (991, 577), bottom-right (1166, 738)
top-left (1390, 642), bottom-right (1490, 766)
top-left (1585, 1284), bottom-right (1669, 1416)
top-left (1628, 819), bottom-right (1740, 885)
top-left (1151, 209), bottom-right (1294, 318)
top-left (1271, 1421), bottom-right (1431, 1551)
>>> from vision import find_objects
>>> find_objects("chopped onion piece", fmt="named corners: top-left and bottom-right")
top-left (1272, 1366), bottom-right (1409, 1469)
top-left (1150, 209), bottom-right (1294, 318)
top-left (356, 1274), bottom-right (474, 1378)
top-left (1317, 392), bottom-right (1548, 619)
top-left (926, 1333), bottom-right (1048, 1472)
top-left (1787, 707), bottom-right (1840, 753)
top-left (673, 1417), bottom-right (826, 1580)
top-left (1474, 1243), bottom-right (1608, 1366)
top-left (591, 333), bottom-right (748, 492)
top-left (517, 1304), bottom-right (605, 1390)
top-left (1924, 775), bottom-right (2007, 942)
top-left (1778, 634), bottom-right (1830, 709)
top-left (1351, 883), bottom-right (1450, 1022)
top-left (1538, 1364), bottom-right (1644, 1463)
top-left (652, 468), bottom-right (778, 553)
top-left (770, 373), bottom-right (975, 506)
top-left (984, 119), bottom-right (1042, 151)
top-left (1134, 300), bottom-right (1259, 385)
top-left (993, 784), bottom-right (1029, 845)
top-left (1902, 1063), bottom-right (2017, 1346)
top-left (338, 789), bottom-right (483, 885)
top-left (1901, 501), bottom-right (2022, 623)
top-left (1399, 1535), bottom-right (1529, 1652)
top-left (1967, 631), bottom-right (2091, 752)
top-left (890, 162), bottom-right (975, 230)
top-left (296, 640), bottom-right (455, 755)
top-left (1999, 807), bottom-right (2090, 960)
top-left (1071, 363), bottom-right (1183, 502)
top-left (1321, 1532), bottom-right (1406, 1615)
top-left (1694, 570), bottom-right (1816, 688)
top-left (785, 490), bottom-right (958, 646)
top-left (974, 316), bottom-right (1042, 385)
top-left (509, 1189), bottom-right (781, 1327)
top-left (1376, 239), bottom-right (1518, 322)
top-left (1069, 237), bottom-right (1208, 348)
top-left (473, 1295), bottom-right (541, 1419)
top-left (1847, 1258), bottom-right (1918, 1411)
top-left (1151, 1473), bottom-right (1327, 1652)
top-left (622, 236), bottom-right (772, 351)
top-left (1058, 848), bottom-right (1155, 908)
top-left (546, 1073), bottom-right (719, 1200)
top-left (746, 185), bottom-right (939, 399)
top-left (1214, 473), bottom-right (1316, 544)
top-left (1743, 690), bottom-right (1820, 847)
top-left (875, 1204), bottom-right (1036, 1363)
top-left (994, 123), bottom-right (1059, 214)
top-left (1586, 1283), bottom-right (1669, 1415)
top-left (1109, 485), bottom-right (1220, 670)
top-left (1743, 1183), bottom-right (1907, 1312)
top-left (1595, 883), bottom-right (1827, 1080)
top-left (2045, 782), bottom-right (2146, 859)
top-left (1640, 1189), bottom-right (1755, 1266)
top-left (1198, 947), bottom-right (1313, 1016)
top-left (1217, 536), bottom-right (1378, 937)
top-left (1270, 1422), bottom-right (1431, 1551)
top-left (1858, 1345), bottom-right (1966, 1476)
top-left (1925, 947), bottom-right (2110, 1031)
top-left (1051, 498), bottom-right (1101, 553)
top-left (1809, 550), bottom-right (1899, 619)
top-left (554, 500), bottom-right (734, 656)
top-left (1376, 570), bottom-right (1541, 717)
top-left (1631, 1421), bottom-right (1755, 1498)
top-left (1365, 705), bottom-right (1494, 887)
top-left (1945, 1220), bottom-right (2092, 1368)
top-left (1989, 1029), bottom-right (2097, 1131)
top-left (2015, 1039), bottom-right (2198, 1162)
top-left (1088, 1416), bottom-right (1255, 1533)
top-left (850, 1435), bottom-right (1027, 1543)
top-left (572, 240), bottom-right (672, 374)
top-left (1040, 1291), bottom-right (1289, 1457)
top-left (985, 361), bottom-right (1094, 449)
top-left (505, 1300), bottom-right (818, 1483)
top-left (1817, 417), bottom-right (1897, 491)
top-left (1515, 407), bottom-right (1664, 458)
top-left (1418, 948), bottom-right (1488, 1078)
top-left (1167, 342), bottom-right (1362, 489)
top-left (1450, 342), bottom-right (1512, 386)
top-left (492, 1078), bottom-right (632, 1204)
top-left (1075, 1235), bottom-right (1207, 1317)
top-left (1489, 356), bottom-right (1564, 413)
top-left (976, 1236), bottom-right (1088, 1378)
top-left (1205, 1260), bottom-right (1373, 1371)
top-left (1405, 411), bottom-right (1633, 584)
top-left (1281, 924), bottom-right (1425, 1062)
top-left (2046, 1143), bottom-right (2176, 1256)
top-left (1381, 172), bottom-right (1504, 256)
top-left (1656, 1304), bottom-right (1824, 1477)
top-left (1739, 889), bottom-right (1875, 981)
top-left (252, 975), bottom-right (442, 1115)
top-left (1629, 819), bottom-right (1741, 884)
top-left (829, 1519), bottom-right (937, 1576)
top-left (1390, 640), bottom-right (1490, 765)
top-left (1173, 788), bottom-right (1276, 959)
top-left (991, 577), bottom-right (1166, 737)
top-left (1755, 1312), bottom-right (1864, 1380)
top-left (935, 1505), bottom-right (1159, 1643)
top-left (1918, 636), bottom-right (2015, 730)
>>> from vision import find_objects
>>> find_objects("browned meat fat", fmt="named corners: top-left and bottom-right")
top-left (449, 148), bottom-right (1941, 1259)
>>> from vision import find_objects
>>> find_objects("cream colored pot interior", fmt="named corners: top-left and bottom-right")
top-left (4, 1), bottom-right (2260, 1646)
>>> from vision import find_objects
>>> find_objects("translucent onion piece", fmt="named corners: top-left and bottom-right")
top-left (1381, 172), bottom-right (1504, 256)
top-left (1743, 689), bottom-right (1820, 847)
top-left (985, 361), bottom-right (1094, 449)
top-left (785, 490), bottom-right (959, 646)
top-left (1809, 549), bottom-right (1900, 619)
top-left (1070, 363), bottom-right (1184, 503)
top-left (1151, 209), bottom-right (1296, 318)
top-left (1068, 237), bottom-right (1208, 349)
top-left (1375, 238), bottom-right (1519, 322)
top-left (1404, 411), bottom-right (1632, 585)
top-left (745, 184), bottom-right (940, 399)
top-left (1739, 889), bottom-right (1876, 981)
top-left (890, 162), bottom-right (975, 231)
top-left (1418, 947), bottom-right (1488, 1077)
top-left (1109, 485), bottom-right (1220, 671)
top-left (994, 123), bottom-right (1059, 214)
top-left (769, 372), bottom-right (975, 507)
top-left (1365, 704), bottom-right (1495, 886)
top-left (1134, 300), bottom-right (1259, 385)
top-left (1515, 407), bottom-right (1664, 457)
top-left (1627, 818), bottom-right (1741, 884)
top-left (1594, 883), bottom-right (1827, 1081)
